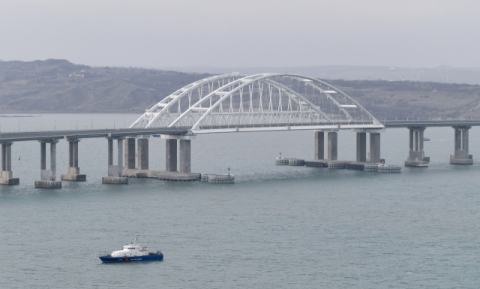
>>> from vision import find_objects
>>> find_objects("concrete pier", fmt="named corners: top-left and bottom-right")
top-left (328, 131), bottom-right (338, 161)
top-left (160, 134), bottom-right (199, 180)
top-left (179, 139), bottom-right (191, 173)
top-left (348, 128), bottom-right (384, 168)
top-left (0, 142), bottom-right (19, 185)
top-left (369, 133), bottom-right (381, 163)
top-left (356, 132), bottom-right (367, 162)
top-left (102, 137), bottom-right (128, 184)
top-left (35, 140), bottom-right (62, 188)
top-left (125, 138), bottom-right (136, 170)
top-left (314, 131), bottom-right (324, 160)
top-left (450, 126), bottom-right (473, 165)
top-left (123, 138), bottom-right (150, 178)
top-left (405, 126), bottom-right (430, 167)
top-left (123, 135), bottom-right (199, 181)
top-left (61, 139), bottom-right (86, 181)
top-left (305, 130), bottom-right (340, 168)
top-left (137, 138), bottom-right (149, 170)
top-left (166, 139), bottom-right (177, 172)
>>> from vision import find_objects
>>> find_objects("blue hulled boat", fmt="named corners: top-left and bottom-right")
top-left (99, 235), bottom-right (163, 263)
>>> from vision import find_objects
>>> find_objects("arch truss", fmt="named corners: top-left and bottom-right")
top-left (131, 73), bottom-right (384, 134)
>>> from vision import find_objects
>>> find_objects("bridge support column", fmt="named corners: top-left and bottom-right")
top-left (166, 139), bottom-right (177, 172)
top-left (314, 131), bottom-right (324, 160)
top-left (124, 138), bottom-right (136, 174)
top-left (369, 133), bottom-right (381, 163)
top-left (405, 126), bottom-right (429, 167)
top-left (35, 140), bottom-right (61, 188)
top-left (352, 129), bottom-right (383, 164)
top-left (102, 137), bottom-right (128, 184)
top-left (138, 138), bottom-right (149, 170)
top-left (0, 142), bottom-right (19, 185)
top-left (61, 139), bottom-right (86, 181)
top-left (450, 126), bottom-right (473, 165)
top-left (356, 132), bottom-right (367, 162)
top-left (328, 132), bottom-right (338, 160)
top-left (180, 139), bottom-right (191, 173)
top-left (108, 138), bottom-right (113, 166)
top-left (160, 134), bottom-right (199, 180)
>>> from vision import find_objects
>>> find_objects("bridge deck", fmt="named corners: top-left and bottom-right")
top-left (0, 128), bottom-right (189, 142)
top-left (382, 120), bottom-right (480, 128)
top-left (1, 120), bottom-right (479, 142)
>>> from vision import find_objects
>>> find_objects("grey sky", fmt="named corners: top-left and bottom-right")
top-left (1, 0), bottom-right (479, 68)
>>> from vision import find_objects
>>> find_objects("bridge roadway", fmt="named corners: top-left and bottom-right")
top-left (0, 127), bottom-right (189, 142)
top-left (382, 120), bottom-right (480, 128)
top-left (1, 120), bottom-right (478, 142)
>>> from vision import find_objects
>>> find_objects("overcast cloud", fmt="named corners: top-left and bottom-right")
top-left (1, 0), bottom-right (479, 68)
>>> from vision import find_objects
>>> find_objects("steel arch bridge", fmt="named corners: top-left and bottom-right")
top-left (130, 73), bottom-right (384, 134)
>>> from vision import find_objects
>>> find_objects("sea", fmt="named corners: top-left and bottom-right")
top-left (1, 114), bottom-right (479, 288)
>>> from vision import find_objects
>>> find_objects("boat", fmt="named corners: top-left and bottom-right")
top-left (423, 137), bottom-right (431, 141)
top-left (99, 235), bottom-right (163, 263)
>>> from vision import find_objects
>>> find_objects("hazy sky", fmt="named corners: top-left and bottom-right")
top-left (1, 0), bottom-right (479, 68)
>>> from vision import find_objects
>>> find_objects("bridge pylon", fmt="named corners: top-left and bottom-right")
top-left (0, 142), bottom-right (19, 185)
top-left (102, 137), bottom-right (128, 184)
top-left (61, 138), bottom-right (86, 181)
top-left (405, 126), bottom-right (430, 167)
top-left (35, 140), bottom-right (62, 188)
top-left (352, 129), bottom-right (383, 163)
top-left (450, 126), bottom-right (473, 165)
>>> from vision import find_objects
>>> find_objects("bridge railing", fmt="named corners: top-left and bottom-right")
top-left (0, 127), bottom-right (190, 142)
top-left (382, 119), bottom-right (480, 128)
top-left (380, 117), bottom-right (480, 122)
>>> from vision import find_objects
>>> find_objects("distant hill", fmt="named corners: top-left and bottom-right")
top-left (0, 59), bottom-right (479, 119)
top-left (0, 59), bottom-right (211, 113)
top-left (326, 79), bottom-right (480, 120)
top-left (162, 65), bottom-right (480, 85)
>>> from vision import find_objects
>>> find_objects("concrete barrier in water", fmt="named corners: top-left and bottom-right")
top-left (327, 161), bottom-right (346, 169)
top-left (201, 174), bottom-right (235, 184)
top-left (378, 165), bottom-right (401, 173)
top-left (275, 157), bottom-right (291, 165)
top-left (364, 164), bottom-right (379, 172)
top-left (288, 158), bottom-right (305, 166)
top-left (345, 162), bottom-right (365, 170)
top-left (305, 161), bottom-right (327, 168)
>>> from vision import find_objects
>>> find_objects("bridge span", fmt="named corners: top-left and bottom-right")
top-left (382, 120), bottom-right (480, 128)
top-left (0, 73), bottom-right (477, 188)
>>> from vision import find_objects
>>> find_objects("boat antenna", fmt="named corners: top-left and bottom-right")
top-left (134, 234), bottom-right (138, 245)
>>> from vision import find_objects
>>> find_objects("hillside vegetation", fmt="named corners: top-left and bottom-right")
top-left (328, 79), bottom-right (480, 120)
top-left (0, 59), bottom-right (479, 119)
top-left (0, 59), bottom-right (210, 113)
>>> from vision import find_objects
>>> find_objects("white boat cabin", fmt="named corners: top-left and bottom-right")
top-left (111, 235), bottom-right (149, 257)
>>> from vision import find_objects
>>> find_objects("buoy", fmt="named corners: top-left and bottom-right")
top-left (19, 156), bottom-right (21, 160)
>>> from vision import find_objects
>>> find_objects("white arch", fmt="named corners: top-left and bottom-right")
top-left (263, 79), bottom-right (332, 121)
top-left (312, 78), bottom-right (378, 123)
top-left (167, 74), bottom-right (380, 131)
top-left (130, 73), bottom-right (243, 128)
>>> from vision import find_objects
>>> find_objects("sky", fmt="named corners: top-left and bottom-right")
top-left (1, 0), bottom-right (479, 69)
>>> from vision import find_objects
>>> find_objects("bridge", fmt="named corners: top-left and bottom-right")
top-left (0, 73), bottom-right (477, 187)
top-left (382, 120), bottom-right (480, 128)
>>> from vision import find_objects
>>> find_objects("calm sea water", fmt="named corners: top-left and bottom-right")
top-left (1, 114), bottom-right (480, 288)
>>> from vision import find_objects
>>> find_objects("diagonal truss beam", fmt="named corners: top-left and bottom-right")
top-left (129, 73), bottom-right (243, 128)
